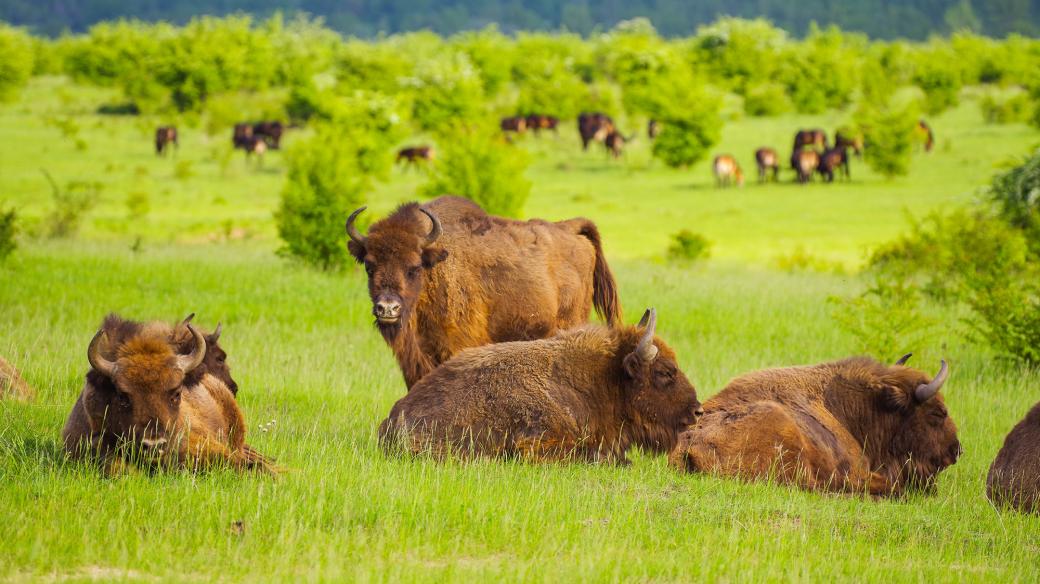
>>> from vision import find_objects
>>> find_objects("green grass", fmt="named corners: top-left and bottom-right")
top-left (1, 77), bottom-right (1039, 581)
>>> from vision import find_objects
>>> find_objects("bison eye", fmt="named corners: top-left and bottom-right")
top-left (116, 392), bottom-right (131, 409)
top-left (217, 355), bottom-right (226, 363)
top-left (169, 388), bottom-right (182, 406)
top-left (364, 261), bottom-right (376, 276)
top-left (407, 265), bottom-right (422, 280)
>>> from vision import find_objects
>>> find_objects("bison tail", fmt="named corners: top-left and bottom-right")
top-left (575, 220), bottom-right (622, 327)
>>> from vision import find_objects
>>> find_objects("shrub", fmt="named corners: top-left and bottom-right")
top-left (642, 75), bottom-right (722, 168)
top-left (913, 64), bottom-right (961, 115)
top-left (828, 277), bottom-right (939, 360)
top-left (0, 207), bottom-right (17, 262)
top-left (0, 23), bottom-right (35, 102)
top-left (41, 171), bottom-right (100, 239)
top-left (979, 92), bottom-right (1032, 124)
top-left (967, 280), bottom-right (1040, 366)
top-left (403, 53), bottom-right (486, 133)
top-left (667, 230), bottom-right (712, 262)
top-left (743, 83), bottom-right (790, 117)
top-left (989, 149), bottom-right (1040, 254)
top-left (419, 126), bottom-right (530, 218)
top-left (855, 102), bottom-right (917, 178)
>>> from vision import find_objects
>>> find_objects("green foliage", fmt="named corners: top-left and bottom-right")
top-left (989, 149), bottom-right (1040, 254)
top-left (913, 63), bottom-right (961, 115)
top-left (776, 25), bottom-right (864, 114)
top-left (690, 18), bottom-right (788, 96)
top-left (855, 102), bottom-right (918, 178)
top-left (0, 207), bottom-right (17, 261)
top-left (404, 53), bottom-right (486, 133)
top-left (420, 126), bottom-right (530, 218)
top-left (0, 23), bottom-right (34, 102)
top-left (967, 279), bottom-right (1040, 366)
top-left (979, 91), bottom-right (1032, 124)
top-left (667, 230), bottom-right (712, 262)
top-left (743, 83), bottom-right (790, 117)
top-left (829, 276), bottom-right (938, 360)
top-left (40, 171), bottom-right (99, 239)
top-left (640, 72), bottom-right (722, 168)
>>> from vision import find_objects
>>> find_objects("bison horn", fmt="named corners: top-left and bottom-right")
top-left (180, 313), bottom-right (195, 326)
top-left (419, 208), bottom-right (442, 246)
top-left (636, 308), bottom-right (658, 362)
top-left (212, 322), bottom-right (222, 343)
top-left (895, 353), bottom-right (912, 366)
top-left (915, 360), bottom-right (948, 402)
top-left (87, 329), bottom-right (117, 377)
top-left (176, 324), bottom-right (207, 373)
top-left (345, 206), bottom-right (368, 245)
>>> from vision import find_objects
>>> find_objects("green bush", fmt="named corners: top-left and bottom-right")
top-left (989, 149), bottom-right (1040, 255)
top-left (0, 23), bottom-right (35, 102)
top-left (667, 230), bottom-right (712, 262)
top-left (743, 83), bottom-right (790, 117)
top-left (855, 102), bottom-right (918, 178)
top-left (419, 126), bottom-right (530, 218)
top-left (967, 279), bottom-right (1040, 366)
top-left (913, 63), bottom-right (961, 115)
top-left (41, 172), bottom-right (100, 239)
top-left (0, 207), bottom-right (17, 261)
top-left (404, 53), bottom-right (486, 133)
top-left (828, 277), bottom-right (939, 360)
top-left (639, 73), bottom-right (722, 169)
top-left (979, 92), bottom-right (1033, 124)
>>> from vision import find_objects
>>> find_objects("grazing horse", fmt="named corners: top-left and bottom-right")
top-left (754, 147), bottom-right (780, 183)
top-left (396, 146), bottom-right (435, 170)
top-left (834, 130), bottom-right (863, 157)
top-left (916, 119), bottom-right (935, 152)
top-left (818, 147), bottom-right (850, 183)
top-left (604, 130), bottom-right (633, 159)
top-left (500, 116), bottom-right (527, 134)
top-left (155, 126), bottom-right (178, 156)
top-left (578, 112), bottom-right (615, 151)
top-left (793, 129), bottom-right (828, 152)
top-left (793, 149), bottom-right (820, 184)
top-left (647, 119), bottom-right (661, 139)
top-left (525, 114), bottom-right (559, 135)
top-left (714, 155), bottom-right (744, 188)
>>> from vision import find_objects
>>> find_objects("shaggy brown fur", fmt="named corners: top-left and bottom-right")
top-left (0, 356), bottom-right (34, 401)
top-left (669, 356), bottom-right (960, 496)
top-left (379, 309), bottom-right (702, 464)
top-left (987, 400), bottom-right (1040, 513)
top-left (755, 147), bottom-right (780, 183)
top-left (62, 315), bottom-right (275, 475)
top-left (347, 195), bottom-right (622, 388)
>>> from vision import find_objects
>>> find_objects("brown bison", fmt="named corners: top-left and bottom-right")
top-left (669, 354), bottom-right (959, 496)
top-left (396, 146), bottom-right (435, 170)
top-left (345, 196), bottom-right (622, 389)
top-left (792, 149), bottom-right (820, 184)
top-left (987, 400), bottom-right (1040, 513)
top-left (755, 147), bottom-right (780, 183)
top-left (713, 154), bottom-right (744, 188)
top-left (578, 112), bottom-right (615, 151)
top-left (818, 146), bottom-right (850, 183)
top-left (525, 114), bottom-right (559, 134)
top-left (379, 308), bottom-right (703, 464)
top-left (0, 355), bottom-right (34, 401)
top-left (500, 116), bottom-right (527, 134)
top-left (155, 126), bottom-right (178, 156)
top-left (62, 314), bottom-right (274, 474)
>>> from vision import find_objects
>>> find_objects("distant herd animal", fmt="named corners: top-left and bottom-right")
top-left (35, 112), bottom-right (1030, 513)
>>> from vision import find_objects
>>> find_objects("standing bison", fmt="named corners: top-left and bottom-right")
top-left (987, 400), bottom-right (1040, 514)
top-left (62, 315), bottom-right (275, 474)
top-left (669, 354), bottom-right (960, 496)
top-left (346, 196), bottom-right (622, 388)
top-left (379, 308), bottom-right (703, 464)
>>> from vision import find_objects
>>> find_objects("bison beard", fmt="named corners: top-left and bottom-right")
top-left (346, 195), bottom-right (622, 389)
top-left (987, 400), bottom-right (1040, 514)
top-left (669, 355), bottom-right (960, 496)
top-left (378, 309), bottom-right (702, 464)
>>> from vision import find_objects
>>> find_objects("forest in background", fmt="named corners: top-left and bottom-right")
top-left (1, 0), bottom-right (1038, 39)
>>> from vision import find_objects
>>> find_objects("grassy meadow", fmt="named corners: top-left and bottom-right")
top-left (1, 76), bottom-right (1040, 581)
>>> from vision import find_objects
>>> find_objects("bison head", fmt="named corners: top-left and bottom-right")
top-left (346, 205), bottom-right (448, 337)
top-left (878, 355), bottom-right (960, 492)
top-left (621, 308), bottom-right (703, 453)
top-left (174, 315), bottom-right (237, 395)
top-left (85, 318), bottom-right (206, 460)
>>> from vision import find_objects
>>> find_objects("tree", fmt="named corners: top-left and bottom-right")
top-left (0, 23), bottom-right (34, 102)
top-left (855, 102), bottom-right (918, 179)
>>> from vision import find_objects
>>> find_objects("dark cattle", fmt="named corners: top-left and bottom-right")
top-left (792, 149), bottom-right (820, 184)
top-left (793, 129), bottom-right (828, 152)
top-left (252, 121), bottom-right (284, 149)
top-left (525, 114), bottom-right (559, 134)
top-left (834, 130), bottom-right (863, 157)
top-left (818, 147), bottom-right (850, 183)
top-left (755, 147), bottom-right (780, 183)
top-left (604, 130), bottom-right (633, 159)
top-left (155, 126), bottom-right (178, 156)
top-left (62, 315), bottom-right (275, 474)
top-left (578, 112), bottom-right (615, 151)
top-left (648, 119), bottom-right (661, 139)
top-left (396, 146), bottom-right (435, 170)
top-left (916, 119), bottom-right (935, 152)
top-left (670, 354), bottom-right (959, 496)
top-left (987, 400), bottom-right (1040, 514)
top-left (713, 155), bottom-right (744, 188)
top-left (379, 308), bottom-right (702, 464)
top-left (0, 356), bottom-right (34, 401)
top-left (232, 123), bottom-right (253, 150)
top-left (500, 116), bottom-right (527, 134)
top-left (345, 195), bottom-right (622, 389)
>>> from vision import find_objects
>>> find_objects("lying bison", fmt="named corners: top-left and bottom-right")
top-left (669, 354), bottom-right (959, 496)
top-left (379, 308), bottom-right (702, 464)
top-left (346, 195), bottom-right (621, 388)
top-left (62, 314), bottom-right (274, 474)
top-left (987, 400), bottom-right (1040, 514)
top-left (0, 356), bottom-right (34, 401)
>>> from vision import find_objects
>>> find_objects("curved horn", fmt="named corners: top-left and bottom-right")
top-left (180, 313), bottom-right (195, 327)
top-left (637, 308), bottom-right (652, 328)
top-left (895, 353), bottom-right (912, 366)
top-left (915, 360), bottom-right (948, 402)
top-left (345, 206), bottom-right (368, 245)
top-left (176, 324), bottom-right (207, 373)
top-left (636, 307), bottom-right (658, 362)
top-left (211, 322), bottom-right (222, 343)
top-left (87, 329), bottom-right (117, 377)
top-left (419, 207), bottom-right (442, 246)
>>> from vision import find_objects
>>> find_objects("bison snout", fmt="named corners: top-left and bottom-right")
top-left (374, 299), bottom-right (402, 322)
top-left (694, 405), bottom-right (705, 417)
top-left (140, 437), bottom-right (168, 454)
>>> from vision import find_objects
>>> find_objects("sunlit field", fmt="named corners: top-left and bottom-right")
top-left (2, 76), bottom-right (1039, 581)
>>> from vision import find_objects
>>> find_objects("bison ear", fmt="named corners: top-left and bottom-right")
top-left (421, 246), bottom-right (449, 269)
top-left (878, 381), bottom-right (913, 411)
top-left (622, 352), bottom-right (647, 382)
top-left (347, 240), bottom-right (366, 263)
